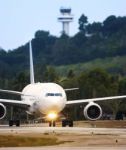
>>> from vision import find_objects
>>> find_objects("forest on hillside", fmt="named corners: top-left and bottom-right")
top-left (0, 14), bottom-right (126, 120)
top-left (0, 14), bottom-right (126, 78)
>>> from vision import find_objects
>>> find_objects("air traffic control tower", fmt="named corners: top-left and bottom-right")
top-left (58, 7), bottom-right (73, 35)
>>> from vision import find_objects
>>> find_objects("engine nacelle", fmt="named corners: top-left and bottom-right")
top-left (0, 103), bottom-right (6, 119)
top-left (84, 102), bottom-right (102, 121)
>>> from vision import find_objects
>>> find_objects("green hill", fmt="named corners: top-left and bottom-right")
top-left (55, 56), bottom-right (126, 76)
top-left (0, 14), bottom-right (126, 79)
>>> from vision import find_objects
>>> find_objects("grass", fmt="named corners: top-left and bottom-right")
top-left (0, 135), bottom-right (65, 147)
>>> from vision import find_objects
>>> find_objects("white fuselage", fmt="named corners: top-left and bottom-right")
top-left (21, 83), bottom-right (66, 116)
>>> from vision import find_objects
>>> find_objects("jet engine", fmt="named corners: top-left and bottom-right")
top-left (0, 103), bottom-right (6, 119)
top-left (83, 102), bottom-right (102, 121)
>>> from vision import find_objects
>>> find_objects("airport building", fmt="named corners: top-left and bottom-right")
top-left (58, 7), bottom-right (73, 35)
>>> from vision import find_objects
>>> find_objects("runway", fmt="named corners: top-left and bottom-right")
top-left (0, 126), bottom-right (126, 135)
top-left (0, 126), bottom-right (126, 149)
top-left (0, 147), bottom-right (126, 150)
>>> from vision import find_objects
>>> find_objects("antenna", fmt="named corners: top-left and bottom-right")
top-left (29, 41), bottom-right (35, 84)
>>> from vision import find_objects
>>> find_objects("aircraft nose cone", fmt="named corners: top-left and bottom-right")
top-left (50, 98), bottom-right (60, 107)
top-left (47, 98), bottom-right (65, 112)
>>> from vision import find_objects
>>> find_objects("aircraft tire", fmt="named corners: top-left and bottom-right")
top-left (68, 120), bottom-right (73, 127)
top-left (9, 120), bottom-right (13, 127)
top-left (15, 120), bottom-right (20, 127)
top-left (49, 121), bottom-right (52, 127)
top-left (62, 120), bottom-right (66, 127)
top-left (53, 121), bottom-right (56, 127)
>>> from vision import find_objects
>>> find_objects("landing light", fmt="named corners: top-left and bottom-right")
top-left (47, 112), bottom-right (57, 120)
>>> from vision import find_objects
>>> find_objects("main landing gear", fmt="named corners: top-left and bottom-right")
top-left (9, 120), bottom-right (20, 127)
top-left (62, 119), bottom-right (73, 127)
top-left (48, 120), bottom-right (73, 127)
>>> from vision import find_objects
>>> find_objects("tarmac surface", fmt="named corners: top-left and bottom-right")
top-left (0, 126), bottom-right (126, 135)
top-left (0, 124), bottom-right (126, 150)
top-left (0, 147), bottom-right (126, 150)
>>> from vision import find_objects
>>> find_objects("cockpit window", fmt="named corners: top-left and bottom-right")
top-left (55, 93), bottom-right (62, 97)
top-left (46, 93), bottom-right (54, 96)
top-left (46, 93), bottom-right (62, 97)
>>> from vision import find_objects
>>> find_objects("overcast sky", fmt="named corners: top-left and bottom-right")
top-left (0, 0), bottom-right (125, 50)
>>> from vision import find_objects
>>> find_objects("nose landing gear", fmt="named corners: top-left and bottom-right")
top-left (49, 120), bottom-right (56, 127)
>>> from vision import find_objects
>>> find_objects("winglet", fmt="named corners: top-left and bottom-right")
top-left (29, 41), bottom-right (35, 84)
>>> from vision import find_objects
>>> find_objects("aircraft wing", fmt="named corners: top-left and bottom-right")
top-left (65, 88), bottom-right (79, 91)
top-left (0, 89), bottom-right (34, 97)
top-left (0, 89), bottom-right (23, 95)
top-left (66, 95), bottom-right (126, 105)
top-left (0, 99), bottom-right (30, 108)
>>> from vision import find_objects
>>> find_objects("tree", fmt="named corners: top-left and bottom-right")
top-left (118, 78), bottom-right (126, 95)
top-left (52, 36), bottom-right (70, 65)
top-left (43, 66), bottom-right (59, 82)
top-left (67, 69), bottom-right (75, 78)
top-left (72, 32), bottom-right (87, 46)
top-left (34, 30), bottom-right (49, 39)
top-left (78, 14), bottom-right (88, 33)
top-left (35, 63), bottom-right (47, 82)
top-left (118, 78), bottom-right (126, 115)
top-left (86, 22), bottom-right (102, 35)
top-left (78, 68), bottom-right (112, 98)
top-left (13, 72), bottom-right (29, 91)
top-left (103, 15), bottom-right (117, 36)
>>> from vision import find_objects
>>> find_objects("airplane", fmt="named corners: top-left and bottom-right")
top-left (0, 41), bottom-right (126, 127)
